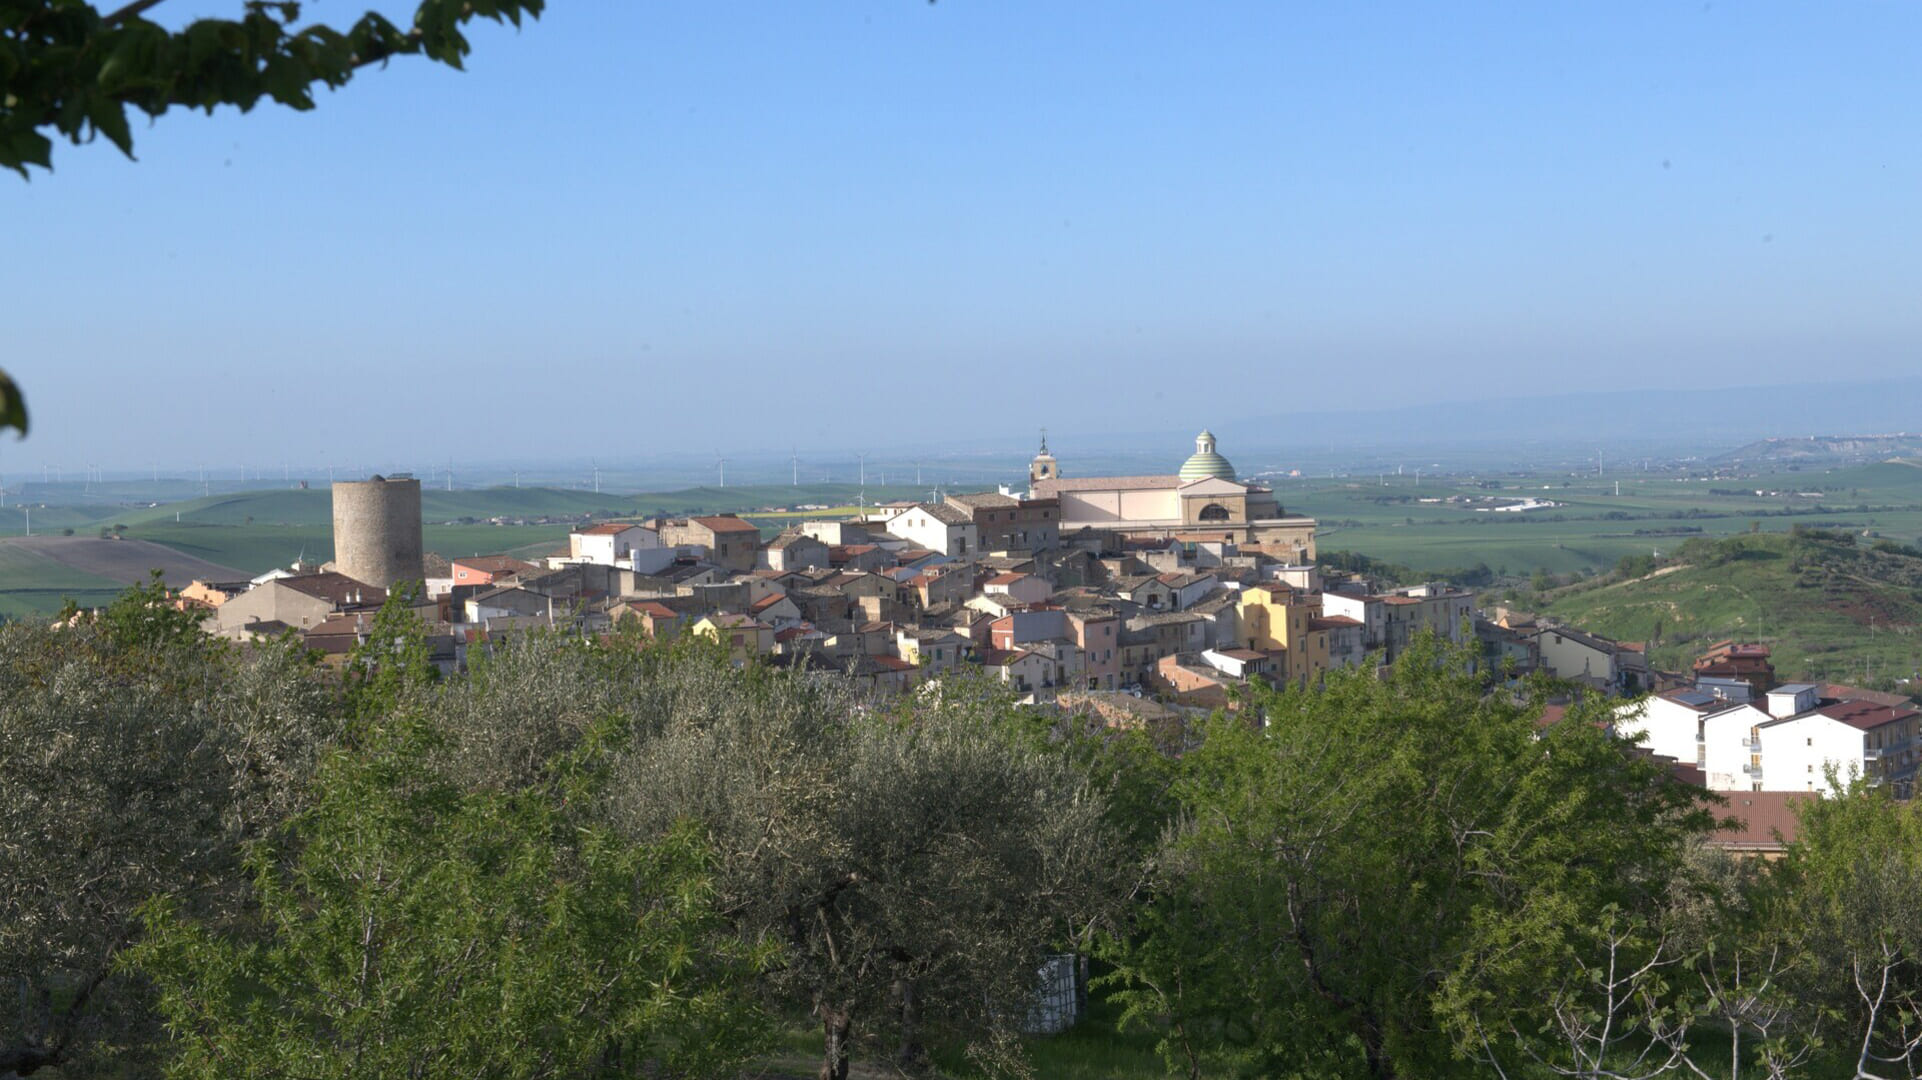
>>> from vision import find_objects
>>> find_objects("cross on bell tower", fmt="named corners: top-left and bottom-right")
top-left (1029, 428), bottom-right (1058, 487)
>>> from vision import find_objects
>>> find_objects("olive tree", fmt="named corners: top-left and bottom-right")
top-left (0, 607), bottom-right (339, 1077)
top-left (605, 663), bottom-right (1121, 1080)
top-left (1105, 635), bottom-right (1715, 1080)
top-left (125, 712), bottom-right (767, 1080)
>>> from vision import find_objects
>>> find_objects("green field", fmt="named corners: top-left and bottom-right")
top-left (0, 484), bottom-right (937, 615)
top-left (0, 544), bottom-right (124, 619)
top-left (1296, 460), bottom-right (1922, 576)
top-left (1536, 530), bottom-right (1922, 686)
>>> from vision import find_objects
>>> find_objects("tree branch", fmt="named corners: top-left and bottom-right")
top-left (101, 0), bottom-right (169, 27)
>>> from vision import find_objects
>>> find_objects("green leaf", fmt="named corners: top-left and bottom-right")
top-left (0, 368), bottom-right (24, 435)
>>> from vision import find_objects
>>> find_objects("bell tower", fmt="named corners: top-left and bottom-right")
top-left (1028, 429), bottom-right (1058, 487)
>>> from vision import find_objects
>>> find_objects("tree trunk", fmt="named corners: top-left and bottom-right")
top-left (818, 1002), bottom-right (853, 1080)
top-left (895, 976), bottom-right (929, 1070)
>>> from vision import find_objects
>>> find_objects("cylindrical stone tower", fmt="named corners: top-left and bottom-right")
top-left (331, 475), bottom-right (424, 589)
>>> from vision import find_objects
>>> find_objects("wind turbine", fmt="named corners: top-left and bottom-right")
top-left (717, 457), bottom-right (728, 488)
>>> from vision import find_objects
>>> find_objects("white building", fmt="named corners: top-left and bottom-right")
top-left (882, 503), bottom-right (979, 558)
top-left (568, 523), bottom-right (662, 566)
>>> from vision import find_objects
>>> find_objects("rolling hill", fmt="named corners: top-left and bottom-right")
top-left (1537, 529), bottom-right (1922, 688)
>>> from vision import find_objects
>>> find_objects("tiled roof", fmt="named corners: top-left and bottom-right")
top-left (1035, 475), bottom-right (1181, 494)
top-left (1815, 699), bottom-right (1919, 731)
top-left (278, 572), bottom-right (385, 607)
top-left (898, 502), bottom-right (972, 526)
top-left (452, 555), bottom-right (536, 575)
top-left (945, 492), bottom-right (1019, 509)
top-left (577, 522), bottom-right (643, 536)
top-left (691, 516), bottom-right (761, 534)
top-left (1712, 792), bottom-right (1809, 852)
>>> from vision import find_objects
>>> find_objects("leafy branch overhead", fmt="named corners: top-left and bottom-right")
top-left (0, 0), bottom-right (545, 178)
top-left (0, 367), bottom-right (23, 435)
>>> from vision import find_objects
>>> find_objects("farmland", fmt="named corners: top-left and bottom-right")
top-left (0, 482), bottom-right (932, 616)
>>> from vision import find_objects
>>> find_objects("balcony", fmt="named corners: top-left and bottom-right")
top-left (1743, 762), bottom-right (1765, 777)
top-left (1741, 737), bottom-right (1762, 751)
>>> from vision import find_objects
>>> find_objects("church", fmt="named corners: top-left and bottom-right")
top-left (1027, 431), bottom-right (1317, 562)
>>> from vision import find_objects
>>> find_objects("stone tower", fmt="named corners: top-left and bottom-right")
top-left (1028, 431), bottom-right (1058, 487)
top-left (331, 475), bottom-right (424, 589)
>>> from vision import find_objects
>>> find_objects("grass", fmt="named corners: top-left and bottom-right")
top-left (1291, 463), bottom-right (1922, 576)
top-left (1538, 531), bottom-right (1922, 685)
top-left (753, 981), bottom-right (1180, 1080)
top-left (0, 543), bottom-right (126, 620)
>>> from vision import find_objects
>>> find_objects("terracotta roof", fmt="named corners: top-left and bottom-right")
top-left (1712, 792), bottom-right (1809, 852)
top-left (278, 572), bottom-right (386, 608)
top-left (945, 492), bottom-right (1019, 509)
top-left (1820, 683), bottom-right (1914, 709)
top-left (576, 522), bottom-right (643, 536)
top-left (452, 555), bottom-right (537, 575)
top-left (986, 572), bottom-right (1028, 586)
top-left (1310, 615), bottom-right (1364, 628)
top-left (1815, 699), bottom-right (1919, 731)
top-left (896, 502), bottom-right (972, 526)
top-left (1035, 475), bottom-right (1181, 493)
top-left (691, 516), bottom-right (761, 534)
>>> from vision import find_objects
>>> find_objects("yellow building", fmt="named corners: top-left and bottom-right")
top-left (1237, 583), bottom-right (1329, 687)
top-left (690, 613), bottom-right (774, 663)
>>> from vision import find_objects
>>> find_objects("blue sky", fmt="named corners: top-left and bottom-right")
top-left (4, 1), bottom-right (1919, 471)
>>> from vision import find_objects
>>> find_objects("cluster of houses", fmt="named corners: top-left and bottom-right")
top-left (1612, 641), bottom-right (1918, 799)
top-left (177, 433), bottom-right (1484, 708)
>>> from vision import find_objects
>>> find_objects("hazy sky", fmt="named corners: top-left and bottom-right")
top-left (5, 1), bottom-right (1920, 471)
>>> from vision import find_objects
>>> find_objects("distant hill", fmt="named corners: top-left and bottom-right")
top-left (1538, 529), bottom-right (1922, 688)
top-left (1713, 434), bottom-right (1922, 467)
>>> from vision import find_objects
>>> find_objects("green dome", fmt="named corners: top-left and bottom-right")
top-left (1178, 430), bottom-right (1236, 481)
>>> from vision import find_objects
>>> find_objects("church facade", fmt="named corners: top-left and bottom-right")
top-left (1028, 431), bottom-right (1318, 562)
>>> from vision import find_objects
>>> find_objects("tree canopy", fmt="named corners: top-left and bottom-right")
top-left (0, 0), bottom-right (546, 436)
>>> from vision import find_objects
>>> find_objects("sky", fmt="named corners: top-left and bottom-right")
top-left (5, 1), bottom-right (1921, 473)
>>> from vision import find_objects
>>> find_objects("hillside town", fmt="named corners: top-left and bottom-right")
top-left (167, 431), bottom-right (1910, 843)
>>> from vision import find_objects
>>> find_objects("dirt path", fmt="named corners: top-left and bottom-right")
top-left (0, 536), bottom-right (245, 586)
